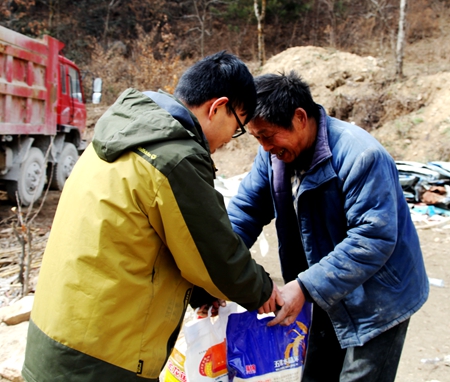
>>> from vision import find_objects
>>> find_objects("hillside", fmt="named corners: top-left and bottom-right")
top-left (1, 3), bottom-right (450, 381)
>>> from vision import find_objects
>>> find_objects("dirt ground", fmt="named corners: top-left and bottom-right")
top-left (241, 211), bottom-right (450, 382)
top-left (2, 36), bottom-right (450, 381)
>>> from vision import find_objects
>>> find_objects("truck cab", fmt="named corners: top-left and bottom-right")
top-left (45, 55), bottom-right (88, 193)
top-left (58, 56), bottom-right (87, 136)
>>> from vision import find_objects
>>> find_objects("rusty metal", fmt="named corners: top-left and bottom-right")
top-left (0, 25), bottom-right (86, 136)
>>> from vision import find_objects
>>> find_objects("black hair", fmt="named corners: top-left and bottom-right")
top-left (174, 51), bottom-right (256, 124)
top-left (253, 71), bottom-right (320, 129)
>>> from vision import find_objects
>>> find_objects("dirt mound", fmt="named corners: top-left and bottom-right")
top-left (261, 46), bottom-right (383, 114)
top-left (373, 72), bottom-right (450, 161)
top-left (255, 46), bottom-right (450, 163)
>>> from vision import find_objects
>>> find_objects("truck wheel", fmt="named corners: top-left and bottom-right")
top-left (7, 147), bottom-right (46, 206)
top-left (50, 142), bottom-right (78, 191)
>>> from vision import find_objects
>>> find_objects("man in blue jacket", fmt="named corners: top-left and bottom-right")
top-left (227, 71), bottom-right (429, 381)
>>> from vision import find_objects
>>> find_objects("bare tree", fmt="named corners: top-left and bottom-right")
top-left (185, 0), bottom-right (224, 57)
top-left (0, 0), bottom-right (14, 27)
top-left (368, 0), bottom-right (396, 53)
top-left (396, 0), bottom-right (407, 78)
top-left (38, 0), bottom-right (60, 37)
top-left (12, 139), bottom-right (54, 296)
top-left (103, 0), bottom-right (121, 49)
top-left (254, 0), bottom-right (266, 67)
top-left (48, 0), bottom-right (54, 31)
top-left (1, 0), bottom-right (34, 28)
top-left (193, 0), bottom-right (211, 57)
top-left (183, 0), bottom-right (236, 57)
top-left (320, 0), bottom-right (337, 47)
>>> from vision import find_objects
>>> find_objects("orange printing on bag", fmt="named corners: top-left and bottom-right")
top-left (283, 320), bottom-right (309, 366)
top-left (166, 357), bottom-right (187, 382)
top-left (199, 341), bottom-right (227, 377)
top-left (165, 346), bottom-right (187, 382)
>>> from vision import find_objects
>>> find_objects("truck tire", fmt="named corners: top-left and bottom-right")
top-left (50, 142), bottom-right (78, 191)
top-left (7, 147), bottom-right (46, 206)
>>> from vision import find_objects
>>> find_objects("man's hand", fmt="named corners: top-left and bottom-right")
top-left (257, 283), bottom-right (284, 314)
top-left (196, 299), bottom-right (226, 318)
top-left (267, 280), bottom-right (305, 327)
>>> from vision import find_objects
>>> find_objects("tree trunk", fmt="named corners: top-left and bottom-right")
top-left (396, 0), bottom-right (407, 78)
top-left (192, 0), bottom-right (205, 57)
top-left (48, 0), bottom-right (53, 32)
top-left (103, 0), bottom-right (121, 49)
top-left (254, 0), bottom-right (266, 68)
top-left (322, 0), bottom-right (337, 47)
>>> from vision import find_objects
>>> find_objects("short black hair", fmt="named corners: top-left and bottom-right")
top-left (174, 51), bottom-right (256, 124)
top-left (253, 71), bottom-right (320, 129)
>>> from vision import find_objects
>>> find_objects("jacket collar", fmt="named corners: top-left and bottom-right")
top-left (143, 90), bottom-right (211, 153)
top-left (308, 105), bottom-right (332, 171)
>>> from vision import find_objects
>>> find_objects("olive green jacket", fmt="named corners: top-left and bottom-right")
top-left (22, 89), bottom-right (272, 381)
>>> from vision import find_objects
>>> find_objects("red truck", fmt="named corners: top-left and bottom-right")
top-left (0, 25), bottom-right (100, 206)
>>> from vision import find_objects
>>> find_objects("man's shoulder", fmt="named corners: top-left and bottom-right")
top-left (135, 139), bottom-right (212, 177)
top-left (327, 117), bottom-right (385, 153)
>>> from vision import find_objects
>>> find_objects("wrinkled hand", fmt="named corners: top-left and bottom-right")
top-left (257, 283), bottom-right (284, 314)
top-left (196, 299), bottom-right (226, 318)
top-left (267, 280), bottom-right (305, 327)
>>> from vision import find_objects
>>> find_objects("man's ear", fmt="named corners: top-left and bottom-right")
top-left (208, 97), bottom-right (229, 119)
top-left (294, 108), bottom-right (308, 127)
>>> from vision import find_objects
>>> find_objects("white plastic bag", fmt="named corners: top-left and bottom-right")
top-left (184, 302), bottom-right (239, 382)
top-left (162, 334), bottom-right (187, 382)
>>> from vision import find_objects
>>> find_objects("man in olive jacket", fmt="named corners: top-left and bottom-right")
top-left (23, 51), bottom-right (281, 382)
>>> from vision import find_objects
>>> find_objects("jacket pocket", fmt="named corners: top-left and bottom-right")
top-left (373, 263), bottom-right (402, 289)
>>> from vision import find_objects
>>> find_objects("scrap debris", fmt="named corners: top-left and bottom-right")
top-left (397, 161), bottom-right (450, 229)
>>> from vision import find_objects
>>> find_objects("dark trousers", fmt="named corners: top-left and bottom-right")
top-left (302, 304), bottom-right (410, 382)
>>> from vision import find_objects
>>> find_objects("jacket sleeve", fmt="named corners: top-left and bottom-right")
top-left (155, 150), bottom-right (272, 311)
top-left (227, 147), bottom-right (275, 248)
top-left (299, 145), bottom-right (402, 309)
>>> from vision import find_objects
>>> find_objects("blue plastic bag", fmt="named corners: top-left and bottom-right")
top-left (226, 303), bottom-right (312, 381)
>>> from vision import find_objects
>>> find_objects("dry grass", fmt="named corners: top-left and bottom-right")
top-left (84, 26), bottom-right (192, 105)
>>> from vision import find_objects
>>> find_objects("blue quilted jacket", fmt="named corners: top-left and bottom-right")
top-left (228, 106), bottom-right (429, 348)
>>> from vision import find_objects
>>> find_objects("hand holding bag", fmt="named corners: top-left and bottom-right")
top-left (226, 302), bottom-right (312, 381)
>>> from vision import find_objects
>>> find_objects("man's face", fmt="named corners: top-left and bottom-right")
top-left (206, 103), bottom-right (246, 154)
top-left (247, 109), bottom-right (315, 163)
